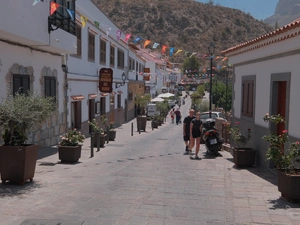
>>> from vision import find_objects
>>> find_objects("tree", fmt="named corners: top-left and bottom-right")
top-left (181, 55), bottom-right (200, 73)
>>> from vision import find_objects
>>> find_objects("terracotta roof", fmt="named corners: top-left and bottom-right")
top-left (222, 18), bottom-right (300, 56)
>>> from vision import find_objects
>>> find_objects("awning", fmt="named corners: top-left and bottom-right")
top-left (71, 95), bottom-right (85, 101)
top-left (110, 91), bottom-right (116, 96)
top-left (100, 93), bottom-right (108, 97)
top-left (88, 94), bottom-right (97, 99)
top-left (118, 91), bottom-right (123, 94)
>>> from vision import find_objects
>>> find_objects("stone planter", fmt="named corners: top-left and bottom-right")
top-left (136, 116), bottom-right (147, 131)
top-left (0, 145), bottom-right (39, 185)
top-left (93, 134), bottom-right (107, 147)
top-left (58, 145), bottom-right (82, 163)
top-left (277, 170), bottom-right (300, 202)
top-left (233, 148), bottom-right (256, 167)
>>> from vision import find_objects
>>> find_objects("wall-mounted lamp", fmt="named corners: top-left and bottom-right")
top-left (115, 72), bottom-right (126, 88)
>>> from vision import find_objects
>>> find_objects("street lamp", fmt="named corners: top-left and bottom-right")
top-left (208, 42), bottom-right (215, 118)
top-left (115, 72), bottom-right (126, 88)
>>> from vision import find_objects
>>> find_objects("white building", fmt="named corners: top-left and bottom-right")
top-left (223, 19), bottom-right (300, 168)
top-left (0, 0), bottom-right (76, 147)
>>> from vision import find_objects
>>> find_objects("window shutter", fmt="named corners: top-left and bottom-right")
top-left (13, 76), bottom-right (21, 95)
top-left (249, 81), bottom-right (254, 117)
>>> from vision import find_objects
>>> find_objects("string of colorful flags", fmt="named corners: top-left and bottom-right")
top-left (32, 0), bottom-right (228, 61)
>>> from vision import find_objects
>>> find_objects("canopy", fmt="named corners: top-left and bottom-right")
top-left (150, 97), bottom-right (165, 103)
top-left (157, 93), bottom-right (175, 98)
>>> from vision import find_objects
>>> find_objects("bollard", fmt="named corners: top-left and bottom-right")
top-left (96, 133), bottom-right (100, 152)
top-left (106, 128), bottom-right (109, 144)
top-left (152, 120), bottom-right (154, 131)
top-left (131, 122), bottom-right (133, 136)
top-left (139, 121), bottom-right (141, 134)
top-left (90, 133), bottom-right (94, 158)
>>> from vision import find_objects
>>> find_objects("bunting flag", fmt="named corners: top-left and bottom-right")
top-left (125, 34), bottom-right (132, 43)
top-left (152, 43), bottom-right (159, 49)
top-left (94, 21), bottom-right (100, 29)
top-left (134, 37), bottom-right (142, 43)
top-left (144, 40), bottom-right (151, 48)
top-left (169, 47), bottom-right (175, 57)
top-left (106, 26), bottom-right (111, 36)
top-left (161, 45), bottom-right (167, 54)
top-left (202, 54), bottom-right (208, 59)
top-left (66, 9), bottom-right (74, 21)
top-left (215, 56), bottom-right (220, 60)
top-left (174, 50), bottom-right (182, 55)
top-left (80, 15), bottom-right (88, 28)
top-left (190, 52), bottom-right (196, 57)
top-left (116, 30), bottom-right (122, 41)
top-left (184, 51), bottom-right (190, 56)
top-left (50, 2), bottom-right (60, 15)
top-left (32, 0), bottom-right (42, 6)
top-left (221, 57), bottom-right (228, 61)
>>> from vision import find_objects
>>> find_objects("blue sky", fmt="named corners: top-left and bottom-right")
top-left (197, 0), bottom-right (278, 20)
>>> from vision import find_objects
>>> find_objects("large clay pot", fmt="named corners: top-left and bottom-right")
top-left (277, 170), bottom-right (300, 202)
top-left (136, 116), bottom-right (147, 131)
top-left (233, 148), bottom-right (256, 167)
top-left (58, 145), bottom-right (82, 163)
top-left (0, 145), bottom-right (39, 185)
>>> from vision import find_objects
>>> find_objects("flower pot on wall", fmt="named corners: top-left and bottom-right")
top-left (233, 148), bottom-right (256, 167)
top-left (58, 145), bottom-right (82, 163)
top-left (277, 170), bottom-right (300, 202)
top-left (0, 145), bottom-right (39, 185)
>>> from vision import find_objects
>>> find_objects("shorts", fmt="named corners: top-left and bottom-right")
top-left (192, 131), bottom-right (201, 138)
top-left (183, 134), bottom-right (190, 141)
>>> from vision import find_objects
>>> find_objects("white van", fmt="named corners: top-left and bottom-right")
top-left (146, 104), bottom-right (160, 117)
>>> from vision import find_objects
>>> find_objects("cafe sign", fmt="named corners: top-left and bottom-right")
top-left (99, 68), bottom-right (113, 93)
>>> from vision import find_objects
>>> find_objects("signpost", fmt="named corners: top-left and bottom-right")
top-left (99, 68), bottom-right (113, 93)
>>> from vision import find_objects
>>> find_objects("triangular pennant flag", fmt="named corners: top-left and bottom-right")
top-left (94, 21), bottom-right (100, 29)
top-left (169, 47), bottom-right (175, 57)
top-left (50, 2), bottom-right (60, 15)
top-left (161, 45), bottom-right (167, 54)
top-left (134, 37), bottom-right (142, 43)
top-left (106, 26), bottom-right (111, 36)
top-left (152, 43), bottom-right (159, 49)
top-left (80, 15), bottom-right (88, 28)
top-left (32, 0), bottom-right (41, 6)
top-left (174, 50), bottom-right (182, 56)
top-left (221, 57), bottom-right (228, 61)
top-left (184, 51), bottom-right (190, 56)
top-left (144, 40), bottom-right (151, 48)
top-left (190, 52), bottom-right (196, 57)
top-left (125, 34), bottom-right (132, 43)
top-left (215, 56), bottom-right (220, 60)
top-left (116, 30), bottom-right (122, 41)
top-left (66, 9), bottom-right (74, 21)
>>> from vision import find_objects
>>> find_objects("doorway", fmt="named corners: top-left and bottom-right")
top-left (88, 99), bottom-right (95, 133)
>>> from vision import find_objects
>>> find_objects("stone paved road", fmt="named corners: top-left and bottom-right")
top-left (1, 96), bottom-right (300, 225)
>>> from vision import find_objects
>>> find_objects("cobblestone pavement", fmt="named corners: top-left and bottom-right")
top-left (1, 96), bottom-right (300, 225)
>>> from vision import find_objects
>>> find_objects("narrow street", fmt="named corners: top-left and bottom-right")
top-left (1, 97), bottom-right (300, 225)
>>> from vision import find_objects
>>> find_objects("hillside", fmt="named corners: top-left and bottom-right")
top-left (92, 0), bottom-right (273, 63)
top-left (265, 0), bottom-right (300, 28)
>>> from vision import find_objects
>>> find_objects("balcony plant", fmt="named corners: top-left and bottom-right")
top-left (135, 94), bottom-right (151, 132)
top-left (262, 113), bottom-right (300, 202)
top-left (58, 128), bottom-right (85, 163)
top-left (227, 121), bottom-right (256, 167)
top-left (0, 92), bottom-right (55, 185)
top-left (100, 115), bottom-right (116, 141)
top-left (88, 119), bottom-right (106, 147)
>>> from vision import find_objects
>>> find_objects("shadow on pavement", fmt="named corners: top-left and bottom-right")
top-left (37, 147), bottom-right (57, 160)
top-left (0, 181), bottom-right (43, 197)
top-left (201, 152), bottom-right (223, 159)
top-left (268, 198), bottom-right (300, 209)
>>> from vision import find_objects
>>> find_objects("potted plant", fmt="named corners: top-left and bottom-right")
top-left (135, 94), bottom-right (151, 132)
top-left (262, 114), bottom-right (300, 202)
top-left (88, 119), bottom-right (106, 147)
top-left (156, 101), bottom-right (169, 124)
top-left (152, 114), bottom-right (159, 129)
top-left (100, 115), bottom-right (116, 141)
top-left (58, 128), bottom-right (85, 163)
top-left (228, 122), bottom-right (256, 167)
top-left (0, 93), bottom-right (55, 185)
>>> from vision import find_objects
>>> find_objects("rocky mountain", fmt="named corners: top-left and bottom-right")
top-left (265, 0), bottom-right (300, 28)
top-left (92, 0), bottom-right (273, 63)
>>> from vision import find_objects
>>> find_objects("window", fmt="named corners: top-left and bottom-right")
top-left (13, 74), bottom-right (30, 95)
top-left (139, 63), bottom-right (142, 72)
top-left (129, 57), bottom-right (132, 70)
top-left (110, 45), bottom-right (115, 67)
top-left (100, 39), bottom-right (106, 64)
top-left (110, 94), bottom-right (115, 110)
top-left (50, 0), bottom-right (76, 35)
top-left (117, 49), bottom-right (124, 69)
top-left (136, 61), bottom-right (138, 72)
top-left (128, 91), bottom-right (133, 101)
top-left (117, 94), bottom-right (121, 108)
top-left (44, 77), bottom-right (56, 100)
top-left (242, 80), bottom-right (254, 118)
top-left (132, 58), bottom-right (135, 70)
top-left (88, 32), bottom-right (95, 61)
top-left (100, 97), bottom-right (106, 115)
top-left (76, 24), bottom-right (81, 56)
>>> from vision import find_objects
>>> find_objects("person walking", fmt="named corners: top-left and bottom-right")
top-left (174, 108), bottom-right (181, 125)
top-left (170, 108), bottom-right (175, 124)
top-left (183, 109), bottom-right (195, 155)
top-left (189, 112), bottom-right (203, 159)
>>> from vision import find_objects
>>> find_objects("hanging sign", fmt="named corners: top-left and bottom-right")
top-left (99, 68), bottom-right (113, 93)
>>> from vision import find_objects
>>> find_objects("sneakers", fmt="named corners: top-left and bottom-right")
top-left (184, 146), bottom-right (189, 155)
top-left (194, 155), bottom-right (200, 160)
